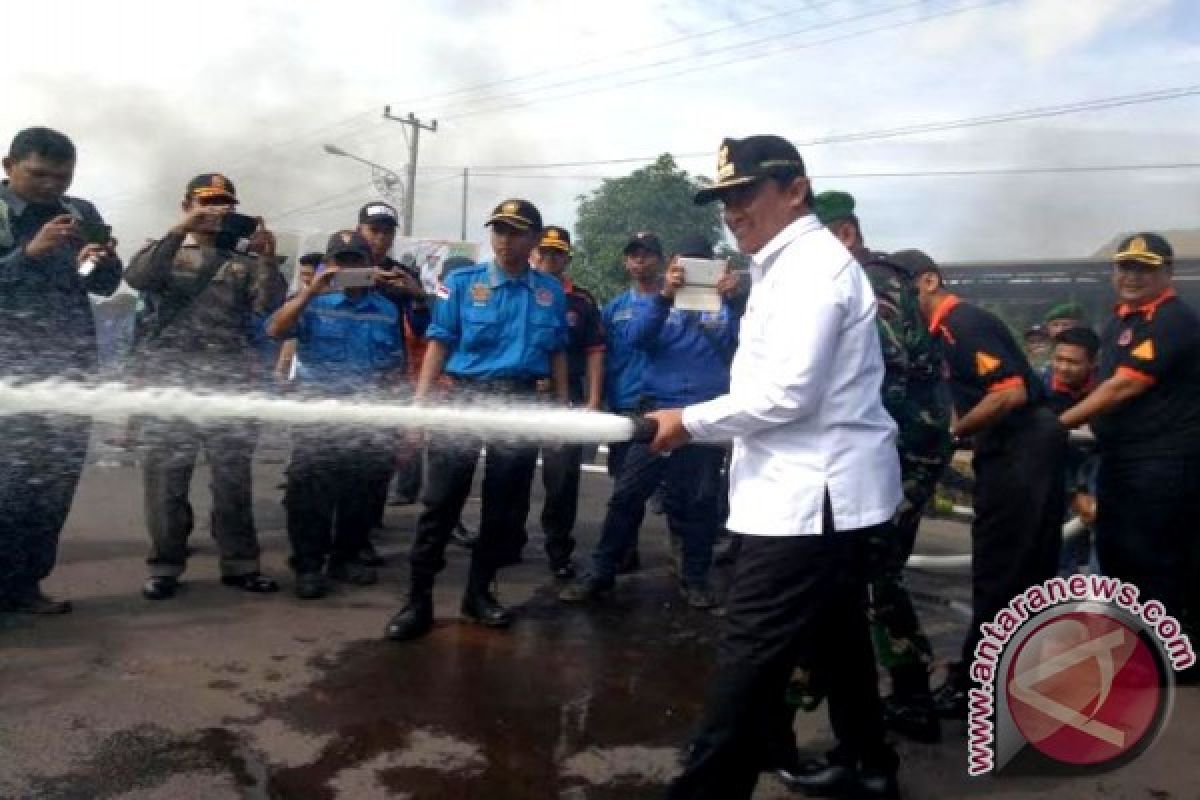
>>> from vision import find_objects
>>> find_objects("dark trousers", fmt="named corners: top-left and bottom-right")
top-left (138, 417), bottom-right (261, 579)
top-left (364, 464), bottom-right (394, 528)
top-left (392, 450), bottom-right (423, 502)
top-left (409, 434), bottom-right (538, 596)
top-left (285, 429), bottom-right (395, 574)
top-left (867, 503), bottom-right (935, 686)
top-left (961, 407), bottom-right (1066, 667)
top-left (1096, 454), bottom-right (1200, 637)
top-left (666, 516), bottom-right (892, 799)
top-left (540, 443), bottom-right (582, 567)
top-left (593, 441), bottom-right (723, 587)
top-left (0, 413), bottom-right (90, 599)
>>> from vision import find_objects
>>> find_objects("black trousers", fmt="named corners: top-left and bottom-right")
top-left (666, 509), bottom-right (891, 800)
top-left (409, 434), bottom-right (538, 596)
top-left (961, 407), bottom-right (1066, 667)
top-left (284, 428), bottom-right (395, 574)
top-left (540, 443), bottom-right (582, 568)
top-left (0, 413), bottom-right (90, 599)
top-left (1096, 453), bottom-right (1200, 638)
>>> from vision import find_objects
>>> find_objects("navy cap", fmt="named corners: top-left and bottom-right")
top-left (359, 201), bottom-right (399, 228)
top-left (485, 198), bottom-right (542, 231)
top-left (623, 231), bottom-right (664, 258)
top-left (539, 225), bottom-right (572, 252)
top-left (186, 173), bottom-right (237, 203)
top-left (325, 230), bottom-right (373, 262)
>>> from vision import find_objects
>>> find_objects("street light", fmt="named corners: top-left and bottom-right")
top-left (321, 142), bottom-right (405, 215)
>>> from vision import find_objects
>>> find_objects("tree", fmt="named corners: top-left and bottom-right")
top-left (571, 154), bottom-right (722, 303)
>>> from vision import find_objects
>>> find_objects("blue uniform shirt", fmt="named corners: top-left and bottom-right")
top-left (428, 261), bottom-right (568, 380)
top-left (628, 294), bottom-right (738, 408)
top-left (271, 289), bottom-right (404, 393)
top-left (602, 288), bottom-right (655, 411)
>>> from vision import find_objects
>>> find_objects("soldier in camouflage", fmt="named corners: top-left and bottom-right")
top-left (813, 191), bottom-right (953, 743)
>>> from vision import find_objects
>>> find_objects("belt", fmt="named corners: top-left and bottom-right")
top-left (450, 376), bottom-right (542, 394)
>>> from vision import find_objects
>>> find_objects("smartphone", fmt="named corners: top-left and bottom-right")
top-left (77, 220), bottom-right (112, 245)
top-left (327, 268), bottom-right (375, 291)
top-left (214, 212), bottom-right (259, 252)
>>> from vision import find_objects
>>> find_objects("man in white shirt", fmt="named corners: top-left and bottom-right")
top-left (649, 136), bottom-right (902, 800)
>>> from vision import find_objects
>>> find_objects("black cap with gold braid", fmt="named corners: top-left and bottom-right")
top-left (694, 135), bottom-right (805, 205)
top-left (1113, 232), bottom-right (1174, 269)
top-left (485, 198), bottom-right (543, 232)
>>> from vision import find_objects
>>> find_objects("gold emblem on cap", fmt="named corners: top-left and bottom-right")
top-left (502, 201), bottom-right (520, 215)
top-left (1128, 236), bottom-right (1147, 254)
top-left (717, 143), bottom-right (735, 180)
top-left (212, 174), bottom-right (227, 190)
top-left (545, 229), bottom-right (560, 240)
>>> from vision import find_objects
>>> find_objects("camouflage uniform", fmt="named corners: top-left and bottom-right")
top-left (861, 252), bottom-right (953, 684)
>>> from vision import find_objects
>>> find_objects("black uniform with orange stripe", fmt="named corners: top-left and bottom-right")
top-left (929, 294), bottom-right (1067, 678)
top-left (1092, 288), bottom-right (1200, 639)
top-left (1093, 288), bottom-right (1200, 457)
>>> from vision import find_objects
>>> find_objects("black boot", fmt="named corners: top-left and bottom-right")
top-left (384, 593), bottom-right (434, 642)
top-left (932, 662), bottom-right (968, 720)
top-left (884, 663), bottom-right (941, 743)
top-left (461, 562), bottom-right (513, 628)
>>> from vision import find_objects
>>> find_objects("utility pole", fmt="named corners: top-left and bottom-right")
top-left (460, 167), bottom-right (469, 241)
top-left (383, 106), bottom-right (437, 237)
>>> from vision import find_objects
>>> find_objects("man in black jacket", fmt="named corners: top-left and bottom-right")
top-left (0, 126), bottom-right (122, 614)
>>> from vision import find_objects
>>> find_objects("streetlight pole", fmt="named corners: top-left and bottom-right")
top-left (321, 144), bottom-right (404, 208)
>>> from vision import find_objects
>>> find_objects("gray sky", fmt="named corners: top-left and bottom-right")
top-left (3, 0), bottom-right (1197, 264)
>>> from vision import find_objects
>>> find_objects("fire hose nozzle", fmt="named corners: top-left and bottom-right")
top-left (627, 415), bottom-right (659, 443)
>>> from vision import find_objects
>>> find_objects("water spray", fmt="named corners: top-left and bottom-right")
top-left (0, 381), bottom-right (659, 445)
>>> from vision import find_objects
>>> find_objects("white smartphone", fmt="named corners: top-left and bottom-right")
top-left (327, 268), bottom-right (375, 291)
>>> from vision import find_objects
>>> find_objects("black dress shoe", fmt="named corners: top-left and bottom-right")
top-left (883, 694), bottom-right (941, 743)
top-left (220, 572), bottom-right (280, 593)
top-left (855, 767), bottom-right (900, 800)
top-left (776, 759), bottom-right (854, 796)
top-left (932, 678), bottom-right (967, 720)
top-left (0, 589), bottom-right (73, 614)
top-left (142, 576), bottom-right (179, 600)
top-left (450, 522), bottom-right (479, 549)
top-left (385, 598), bottom-right (434, 641)
top-left (461, 591), bottom-right (514, 628)
top-left (294, 572), bottom-right (329, 600)
top-left (357, 543), bottom-right (385, 567)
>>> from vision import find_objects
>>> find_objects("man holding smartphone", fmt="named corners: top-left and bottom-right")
top-left (0, 126), bottom-right (122, 614)
top-left (266, 230), bottom-right (428, 598)
top-left (125, 173), bottom-right (286, 600)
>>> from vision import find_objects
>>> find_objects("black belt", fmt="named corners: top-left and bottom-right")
top-left (451, 376), bottom-right (542, 394)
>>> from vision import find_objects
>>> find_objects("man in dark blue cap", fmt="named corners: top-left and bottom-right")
top-left (562, 233), bottom-right (740, 610)
top-left (385, 198), bottom-right (569, 642)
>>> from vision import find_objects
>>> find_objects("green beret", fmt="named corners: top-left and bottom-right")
top-left (1044, 301), bottom-right (1086, 324)
top-left (813, 190), bottom-right (856, 224)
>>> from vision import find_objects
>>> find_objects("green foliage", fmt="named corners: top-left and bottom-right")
top-left (571, 154), bottom-right (722, 303)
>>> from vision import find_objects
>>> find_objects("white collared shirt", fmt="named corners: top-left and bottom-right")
top-left (682, 214), bottom-right (901, 536)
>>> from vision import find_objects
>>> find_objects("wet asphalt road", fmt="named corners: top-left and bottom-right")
top-left (1, 433), bottom-right (1197, 799)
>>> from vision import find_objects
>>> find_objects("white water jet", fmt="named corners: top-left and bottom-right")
top-left (0, 381), bottom-right (637, 444)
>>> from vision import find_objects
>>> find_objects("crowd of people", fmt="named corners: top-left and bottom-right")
top-left (2, 124), bottom-right (1198, 799)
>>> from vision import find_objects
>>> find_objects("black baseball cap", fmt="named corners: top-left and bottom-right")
top-left (694, 135), bottom-right (806, 205)
top-left (298, 252), bottom-right (324, 267)
top-left (675, 234), bottom-right (714, 259)
top-left (187, 173), bottom-right (237, 203)
top-left (539, 225), bottom-right (571, 252)
top-left (888, 248), bottom-right (941, 278)
top-left (1113, 232), bottom-right (1173, 268)
top-left (325, 230), bottom-right (373, 262)
top-left (359, 201), bottom-right (399, 228)
top-left (623, 231), bottom-right (664, 258)
top-left (485, 198), bottom-right (542, 231)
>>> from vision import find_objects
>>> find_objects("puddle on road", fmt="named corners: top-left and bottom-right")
top-left (260, 582), bottom-right (720, 798)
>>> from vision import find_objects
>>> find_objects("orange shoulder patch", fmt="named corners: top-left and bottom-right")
top-left (975, 351), bottom-right (1001, 376)
top-left (1130, 340), bottom-right (1155, 361)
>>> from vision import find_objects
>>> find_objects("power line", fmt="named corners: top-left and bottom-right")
top-left (424, 83), bottom-right (1200, 172)
top-left (462, 162), bottom-right (1200, 181)
top-left (437, 0), bottom-right (1009, 121)
top-left (394, 0), bottom-right (845, 109)
top-left (270, 181), bottom-right (374, 221)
